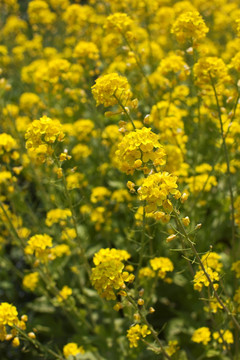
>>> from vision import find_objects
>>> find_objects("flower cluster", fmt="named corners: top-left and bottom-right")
top-left (91, 248), bottom-right (134, 300)
top-left (192, 327), bottom-right (211, 345)
top-left (25, 115), bottom-right (65, 163)
top-left (150, 257), bottom-right (174, 279)
top-left (127, 324), bottom-right (151, 348)
top-left (91, 73), bottom-right (132, 107)
top-left (0, 302), bottom-right (27, 347)
top-left (171, 11), bottom-right (209, 44)
top-left (57, 286), bottom-right (72, 302)
top-left (232, 260), bottom-right (240, 278)
top-left (194, 57), bottom-right (231, 92)
top-left (45, 208), bottom-right (72, 227)
top-left (115, 127), bottom-right (166, 174)
top-left (193, 267), bottom-right (220, 292)
top-left (137, 172), bottom-right (180, 214)
top-left (73, 41), bottom-right (99, 62)
top-left (104, 13), bottom-right (133, 34)
top-left (22, 272), bottom-right (39, 292)
top-left (213, 330), bottom-right (233, 349)
top-left (25, 234), bottom-right (53, 262)
top-left (0, 133), bottom-right (17, 155)
top-left (63, 342), bottom-right (85, 357)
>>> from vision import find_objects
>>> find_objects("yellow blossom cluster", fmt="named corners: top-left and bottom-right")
top-left (25, 115), bottom-right (65, 162)
top-left (194, 57), bottom-right (231, 92)
top-left (63, 342), bottom-right (85, 357)
top-left (171, 11), bottom-right (209, 44)
top-left (137, 172), bottom-right (180, 214)
top-left (191, 327), bottom-right (211, 345)
top-left (193, 252), bottom-right (222, 292)
top-left (73, 41), bottom-right (99, 62)
top-left (25, 234), bottom-right (53, 262)
top-left (104, 12), bottom-right (134, 39)
top-left (213, 329), bottom-right (234, 349)
top-left (22, 272), bottom-right (39, 292)
top-left (0, 302), bottom-right (27, 347)
top-left (57, 286), bottom-right (72, 302)
top-left (150, 257), bottom-right (174, 279)
top-left (115, 127), bottom-right (166, 174)
top-left (127, 324), bottom-right (151, 348)
top-left (91, 248), bottom-right (134, 300)
top-left (92, 73), bottom-right (132, 107)
top-left (1, 0), bottom-right (240, 357)
top-left (45, 208), bottom-right (72, 227)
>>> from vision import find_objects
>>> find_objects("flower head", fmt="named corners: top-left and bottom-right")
top-left (63, 342), bottom-right (85, 357)
top-left (127, 324), bottom-right (151, 348)
top-left (192, 327), bottom-right (211, 345)
top-left (25, 115), bottom-right (64, 163)
top-left (137, 172), bottom-right (179, 213)
top-left (91, 73), bottom-right (132, 107)
top-left (116, 127), bottom-right (166, 174)
top-left (91, 248), bottom-right (134, 300)
top-left (171, 11), bottom-right (209, 44)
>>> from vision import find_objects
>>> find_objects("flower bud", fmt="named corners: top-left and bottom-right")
top-left (138, 298), bottom-right (144, 306)
top-left (166, 234), bottom-right (177, 243)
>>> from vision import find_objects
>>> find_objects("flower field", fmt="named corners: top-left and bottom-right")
top-left (1, 0), bottom-right (240, 359)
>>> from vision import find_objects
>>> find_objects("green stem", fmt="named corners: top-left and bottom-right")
top-left (210, 75), bottom-right (236, 260)
top-left (13, 325), bottom-right (64, 360)
top-left (135, 203), bottom-right (146, 289)
top-left (126, 295), bottom-right (172, 359)
top-left (172, 208), bottom-right (240, 332)
top-left (113, 94), bottom-right (136, 129)
top-left (57, 160), bottom-right (91, 278)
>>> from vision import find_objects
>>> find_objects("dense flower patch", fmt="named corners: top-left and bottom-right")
top-left (0, 0), bottom-right (240, 359)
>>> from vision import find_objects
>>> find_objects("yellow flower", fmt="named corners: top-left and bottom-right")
top-left (232, 260), bottom-right (240, 278)
top-left (93, 248), bottom-right (130, 266)
top-left (139, 267), bottom-right (155, 278)
top-left (0, 303), bottom-right (18, 326)
top-left (0, 133), bottom-right (17, 155)
top-left (194, 57), bottom-right (230, 90)
top-left (90, 187), bottom-right (111, 204)
top-left (91, 248), bottom-right (134, 300)
top-left (73, 119), bottom-right (95, 142)
top-left (192, 327), bottom-right (211, 345)
top-left (25, 234), bottom-right (53, 262)
top-left (200, 252), bottom-right (223, 273)
top-left (186, 174), bottom-right (217, 193)
top-left (137, 172), bottom-right (179, 213)
top-left (213, 329), bottom-right (233, 349)
top-left (51, 244), bottom-right (71, 259)
top-left (234, 196), bottom-right (240, 228)
top-left (91, 73), bottom-right (132, 107)
top-left (28, 0), bottom-right (56, 28)
top-left (12, 337), bottom-right (20, 347)
top-left (171, 11), bottom-right (209, 44)
top-left (72, 144), bottom-right (92, 160)
top-left (45, 209), bottom-right (72, 227)
top-left (22, 272), bottom-right (39, 292)
top-left (57, 286), bottom-right (72, 302)
top-left (63, 342), bottom-right (85, 357)
top-left (104, 12), bottom-right (133, 34)
top-left (127, 324), bottom-right (151, 348)
top-left (115, 127), bottom-right (166, 174)
top-left (25, 115), bottom-right (64, 163)
top-left (150, 257), bottom-right (174, 279)
top-left (73, 41), bottom-right (99, 62)
top-left (165, 340), bottom-right (179, 356)
top-left (19, 92), bottom-right (42, 113)
top-left (193, 267), bottom-right (219, 292)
